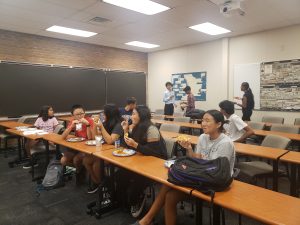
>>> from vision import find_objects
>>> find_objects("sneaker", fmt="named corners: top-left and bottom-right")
top-left (87, 183), bottom-right (99, 194)
top-left (23, 161), bottom-right (38, 169)
top-left (130, 194), bottom-right (147, 218)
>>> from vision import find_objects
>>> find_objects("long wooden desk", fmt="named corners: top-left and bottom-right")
top-left (42, 133), bottom-right (115, 155)
top-left (0, 121), bottom-right (31, 129)
top-left (253, 129), bottom-right (300, 142)
top-left (160, 131), bottom-right (288, 191)
top-left (280, 151), bottom-right (300, 197)
top-left (93, 147), bottom-right (300, 225)
top-left (193, 180), bottom-right (300, 225)
top-left (152, 119), bottom-right (202, 129)
top-left (38, 131), bottom-right (300, 224)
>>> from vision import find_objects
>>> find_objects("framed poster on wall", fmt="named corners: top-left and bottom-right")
top-left (171, 72), bottom-right (207, 101)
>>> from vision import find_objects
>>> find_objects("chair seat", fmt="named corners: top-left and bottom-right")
top-left (237, 161), bottom-right (273, 176)
top-left (30, 143), bottom-right (56, 154)
top-left (0, 133), bottom-right (17, 139)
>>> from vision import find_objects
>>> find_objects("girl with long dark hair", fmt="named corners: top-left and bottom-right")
top-left (117, 105), bottom-right (167, 218)
top-left (83, 104), bottom-right (123, 194)
top-left (23, 105), bottom-right (59, 169)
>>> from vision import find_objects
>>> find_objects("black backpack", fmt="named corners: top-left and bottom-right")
top-left (168, 156), bottom-right (233, 193)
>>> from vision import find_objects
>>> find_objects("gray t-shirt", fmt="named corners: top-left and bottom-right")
top-left (195, 133), bottom-right (235, 175)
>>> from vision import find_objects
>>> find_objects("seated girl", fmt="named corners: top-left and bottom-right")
top-left (132, 110), bottom-right (235, 225)
top-left (23, 105), bottom-right (59, 169)
top-left (83, 104), bottom-right (123, 194)
top-left (118, 105), bottom-right (167, 218)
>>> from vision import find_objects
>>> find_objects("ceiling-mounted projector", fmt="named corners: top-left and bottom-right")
top-left (219, 0), bottom-right (245, 16)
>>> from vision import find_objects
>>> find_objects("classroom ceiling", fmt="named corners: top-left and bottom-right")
top-left (0, 0), bottom-right (299, 53)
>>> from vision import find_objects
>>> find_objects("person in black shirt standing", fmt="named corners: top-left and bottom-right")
top-left (234, 82), bottom-right (254, 121)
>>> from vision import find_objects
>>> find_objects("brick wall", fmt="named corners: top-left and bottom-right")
top-left (0, 29), bottom-right (148, 72)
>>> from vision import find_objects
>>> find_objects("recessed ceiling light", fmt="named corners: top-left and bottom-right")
top-left (46, 25), bottom-right (97, 37)
top-left (103, 0), bottom-right (170, 15)
top-left (189, 22), bottom-right (231, 35)
top-left (126, 41), bottom-right (159, 48)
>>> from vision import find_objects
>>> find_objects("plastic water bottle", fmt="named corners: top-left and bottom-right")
top-left (115, 139), bottom-right (120, 149)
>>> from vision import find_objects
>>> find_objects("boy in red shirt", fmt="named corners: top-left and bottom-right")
top-left (61, 105), bottom-right (95, 183)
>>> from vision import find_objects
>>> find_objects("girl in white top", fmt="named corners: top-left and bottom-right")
top-left (132, 110), bottom-right (235, 225)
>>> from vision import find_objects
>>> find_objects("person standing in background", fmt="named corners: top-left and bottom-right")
top-left (163, 82), bottom-right (176, 116)
top-left (181, 86), bottom-right (195, 116)
top-left (234, 82), bottom-right (254, 121)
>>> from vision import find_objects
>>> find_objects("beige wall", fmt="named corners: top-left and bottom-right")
top-left (148, 39), bottom-right (226, 112)
top-left (228, 25), bottom-right (300, 124)
top-left (148, 25), bottom-right (300, 124)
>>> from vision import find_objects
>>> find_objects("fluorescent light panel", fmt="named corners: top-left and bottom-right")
top-left (103, 0), bottom-right (169, 15)
top-left (126, 41), bottom-right (159, 49)
top-left (189, 22), bottom-right (231, 35)
top-left (46, 25), bottom-right (97, 37)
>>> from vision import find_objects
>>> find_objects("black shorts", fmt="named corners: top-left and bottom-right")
top-left (164, 104), bottom-right (174, 115)
top-left (242, 110), bottom-right (252, 121)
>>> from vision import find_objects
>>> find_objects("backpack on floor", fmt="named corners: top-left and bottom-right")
top-left (36, 159), bottom-right (64, 196)
top-left (168, 156), bottom-right (233, 193)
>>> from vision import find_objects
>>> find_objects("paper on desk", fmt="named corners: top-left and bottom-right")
top-left (23, 130), bottom-right (46, 135)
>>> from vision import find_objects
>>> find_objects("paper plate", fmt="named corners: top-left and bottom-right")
top-left (112, 149), bottom-right (136, 157)
top-left (66, 137), bottom-right (85, 142)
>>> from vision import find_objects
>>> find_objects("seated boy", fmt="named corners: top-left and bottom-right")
top-left (119, 97), bottom-right (137, 123)
top-left (219, 100), bottom-right (254, 142)
top-left (61, 104), bottom-right (95, 183)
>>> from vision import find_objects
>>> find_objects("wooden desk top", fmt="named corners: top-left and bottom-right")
top-left (93, 149), bottom-right (194, 196)
top-left (234, 142), bottom-right (288, 160)
top-left (193, 180), bottom-right (300, 225)
top-left (93, 146), bottom-right (300, 225)
top-left (0, 121), bottom-right (31, 129)
top-left (254, 129), bottom-right (300, 141)
top-left (152, 119), bottom-right (202, 129)
top-left (43, 133), bottom-right (115, 154)
top-left (280, 151), bottom-right (300, 164)
top-left (160, 131), bottom-right (288, 160)
top-left (6, 128), bottom-right (44, 140)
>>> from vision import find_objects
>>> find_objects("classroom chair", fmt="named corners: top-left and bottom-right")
top-left (262, 116), bottom-right (284, 124)
top-left (270, 124), bottom-right (299, 134)
top-left (174, 117), bottom-right (191, 134)
top-left (154, 109), bottom-right (164, 115)
top-left (236, 134), bottom-right (290, 187)
top-left (245, 121), bottom-right (266, 145)
top-left (30, 125), bottom-right (65, 181)
top-left (164, 138), bottom-right (176, 159)
top-left (173, 111), bottom-right (185, 117)
top-left (0, 116), bottom-right (29, 158)
top-left (159, 124), bottom-right (180, 133)
top-left (294, 118), bottom-right (300, 126)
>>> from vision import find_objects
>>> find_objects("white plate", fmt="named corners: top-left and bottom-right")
top-left (164, 159), bottom-right (176, 168)
top-left (85, 139), bottom-right (104, 146)
top-left (112, 149), bottom-right (136, 157)
top-left (66, 137), bottom-right (85, 142)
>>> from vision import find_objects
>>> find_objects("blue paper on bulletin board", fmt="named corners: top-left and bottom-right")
top-left (171, 72), bottom-right (207, 101)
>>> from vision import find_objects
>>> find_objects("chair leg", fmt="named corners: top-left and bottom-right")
top-left (238, 214), bottom-right (242, 225)
top-left (4, 138), bottom-right (8, 158)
